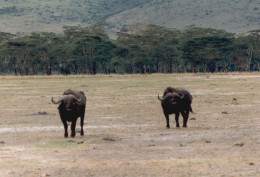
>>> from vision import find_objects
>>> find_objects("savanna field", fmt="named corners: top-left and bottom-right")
top-left (0, 73), bottom-right (259, 176)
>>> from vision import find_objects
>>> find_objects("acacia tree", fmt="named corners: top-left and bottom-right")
top-left (180, 26), bottom-right (235, 72)
top-left (112, 46), bottom-right (130, 73)
top-left (180, 38), bottom-right (203, 72)
top-left (208, 36), bottom-right (234, 72)
top-left (163, 33), bottom-right (181, 73)
top-left (1, 39), bottom-right (31, 75)
top-left (249, 30), bottom-right (260, 70)
top-left (52, 39), bottom-right (74, 75)
top-left (24, 33), bottom-right (48, 75)
top-left (69, 25), bottom-right (115, 74)
top-left (232, 36), bottom-right (252, 72)
top-left (116, 27), bottom-right (141, 73)
top-left (35, 32), bottom-right (61, 75)
top-left (0, 33), bottom-right (16, 73)
top-left (0, 25), bottom-right (260, 75)
top-left (137, 24), bottom-right (181, 73)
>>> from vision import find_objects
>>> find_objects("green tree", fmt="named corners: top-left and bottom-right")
top-left (249, 30), bottom-right (260, 71)
top-left (232, 36), bottom-right (252, 72)
top-left (138, 24), bottom-right (181, 73)
top-left (116, 24), bottom-right (181, 73)
top-left (35, 32), bottom-right (61, 75)
top-left (179, 26), bottom-right (235, 72)
top-left (68, 25), bottom-right (115, 74)
top-left (115, 27), bottom-right (140, 73)
top-left (1, 38), bottom-right (31, 75)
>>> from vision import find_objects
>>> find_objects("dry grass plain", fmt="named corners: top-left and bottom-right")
top-left (0, 73), bottom-right (259, 177)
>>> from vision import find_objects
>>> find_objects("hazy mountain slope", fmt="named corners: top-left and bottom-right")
top-left (0, 0), bottom-right (150, 35)
top-left (0, 0), bottom-right (259, 37)
top-left (106, 0), bottom-right (260, 34)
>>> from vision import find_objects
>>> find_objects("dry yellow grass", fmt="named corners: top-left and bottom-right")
top-left (0, 73), bottom-right (259, 176)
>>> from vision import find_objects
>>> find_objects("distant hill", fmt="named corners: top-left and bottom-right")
top-left (0, 0), bottom-right (260, 38)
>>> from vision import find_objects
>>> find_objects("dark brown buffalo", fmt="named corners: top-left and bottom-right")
top-left (52, 89), bottom-right (86, 137)
top-left (158, 87), bottom-right (193, 128)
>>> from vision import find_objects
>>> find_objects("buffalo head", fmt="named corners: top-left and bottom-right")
top-left (52, 95), bottom-right (82, 111)
top-left (158, 92), bottom-right (184, 105)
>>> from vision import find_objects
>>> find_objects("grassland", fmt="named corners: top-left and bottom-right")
top-left (0, 73), bottom-right (259, 176)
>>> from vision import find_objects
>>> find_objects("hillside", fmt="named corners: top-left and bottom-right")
top-left (0, 0), bottom-right (260, 37)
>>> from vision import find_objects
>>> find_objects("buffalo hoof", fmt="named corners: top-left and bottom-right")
top-left (183, 125), bottom-right (187, 128)
top-left (81, 131), bottom-right (84, 136)
top-left (166, 126), bottom-right (170, 129)
top-left (64, 132), bottom-right (68, 138)
top-left (71, 132), bottom-right (76, 138)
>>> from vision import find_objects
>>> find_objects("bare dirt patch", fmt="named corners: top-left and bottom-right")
top-left (0, 73), bottom-right (259, 176)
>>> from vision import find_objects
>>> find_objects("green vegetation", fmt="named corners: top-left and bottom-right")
top-left (103, 136), bottom-right (116, 142)
top-left (0, 24), bottom-right (260, 75)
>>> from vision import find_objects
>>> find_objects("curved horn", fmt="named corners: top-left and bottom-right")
top-left (158, 93), bottom-right (174, 101)
top-left (158, 94), bottom-right (163, 101)
top-left (51, 96), bottom-right (66, 104)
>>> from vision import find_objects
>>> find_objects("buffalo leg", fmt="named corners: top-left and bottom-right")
top-left (80, 116), bottom-right (84, 136)
top-left (164, 112), bottom-right (170, 128)
top-left (61, 119), bottom-right (68, 138)
top-left (181, 110), bottom-right (189, 127)
top-left (71, 120), bottom-right (76, 137)
top-left (175, 112), bottom-right (180, 127)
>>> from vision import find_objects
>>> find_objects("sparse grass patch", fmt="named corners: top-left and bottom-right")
top-left (103, 136), bottom-right (116, 142)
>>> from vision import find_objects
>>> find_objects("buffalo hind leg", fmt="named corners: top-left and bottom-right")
top-left (175, 112), bottom-right (180, 127)
top-left (71, 120), bottom-right (77, 137)
top-left (181, 110), bottom-right (189, 127)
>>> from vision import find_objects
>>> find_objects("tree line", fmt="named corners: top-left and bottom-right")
top-left (0, 24), bottom-right (260, 75)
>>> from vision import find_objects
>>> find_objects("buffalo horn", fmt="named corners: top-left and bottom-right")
top-left (158, 93), bottom-right (174, 101)
top-left (158, 94), bottom-right (163, 101)
top-left (51, 96), bottom-right (66, 104)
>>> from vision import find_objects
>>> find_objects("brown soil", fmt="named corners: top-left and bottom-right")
top-left (0, 73), bottom-right (259, 177)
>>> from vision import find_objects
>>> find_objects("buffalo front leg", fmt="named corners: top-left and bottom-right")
top-left (61, 119), bottom-right (68, 138)
top-left (164, 112), bottom-right (170, 129)
top-left (80, 116), bottom-right (84, 136)
top-left (175, 112), bottom-right (180, 127)
top-left (71, 120), bottom-right (77, 137)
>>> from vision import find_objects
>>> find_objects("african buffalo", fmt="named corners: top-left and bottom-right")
top-left (158, 87), bottom-right (193, 128)
top-left (52, 89), bottom-right (86, 137)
